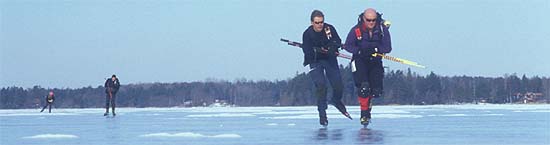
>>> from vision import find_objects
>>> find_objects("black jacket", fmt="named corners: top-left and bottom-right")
top-left (45, 94), bottom-right (54, 103)
top-left (105, 78), bottom-right (120, 94)
top-left (301, 23), bottom-right (342, 66)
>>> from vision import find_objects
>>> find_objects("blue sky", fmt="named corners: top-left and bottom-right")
top-left (1, 0), bottom-right (549, 88)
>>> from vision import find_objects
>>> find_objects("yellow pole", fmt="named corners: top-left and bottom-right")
top-left (372, 53), bottom-right (426, 69)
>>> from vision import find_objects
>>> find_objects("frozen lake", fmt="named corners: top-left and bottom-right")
top-left (1, 104), bottom-right (549, 145)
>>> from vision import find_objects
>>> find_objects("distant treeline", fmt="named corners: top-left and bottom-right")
top-left (2, 66), bottom-right (549, 109)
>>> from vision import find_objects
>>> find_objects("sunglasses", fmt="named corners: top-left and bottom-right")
top-left (313, 21), bottom-right (324, 24)
top-left (365, 18), bottom-right (376, 22)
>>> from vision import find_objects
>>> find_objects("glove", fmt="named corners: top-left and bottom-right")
top-left (313, 47), bottom-right (328, 54)
top-left (326, 46), bottom-right (339, 57)
top-left (359, 47), bottom-right (377, 56)
top-left (383, 20), bottom-right (391, 28)
top-left (325, 42), bottom-right (342, 57)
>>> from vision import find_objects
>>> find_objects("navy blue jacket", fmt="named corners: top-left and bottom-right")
top-left (344, 21), bottom-right (392, 60)
top-left (301, 23), bottom-right (342, 66)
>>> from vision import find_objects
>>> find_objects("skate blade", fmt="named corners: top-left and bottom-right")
top-left (345, 115), bottom-right (353, 120)
top-left (342, 113), bottom-right (353, 120)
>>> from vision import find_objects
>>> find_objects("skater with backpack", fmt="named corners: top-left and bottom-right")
top-left (343, 8), bottom-right (392, 127)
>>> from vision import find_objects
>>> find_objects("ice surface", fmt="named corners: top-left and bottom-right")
top-left (1, 104), bottom-right (549, 145)
top-left (140, 132), bottom-right (241, 138)
top-left (186, 113), bottom-right (256, 118)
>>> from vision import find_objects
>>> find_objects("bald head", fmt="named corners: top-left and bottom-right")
top-left (363, 8), bottom-right (378, 30)
top-left (364, 8), bottom-right (377, 19)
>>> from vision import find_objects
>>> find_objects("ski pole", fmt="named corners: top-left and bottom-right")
top-left (280, 38), bottom-right (352, 59)
top-left (281, 38), bottom-right (425, 68)
top-left (371, 53), bottom-right (426, 68)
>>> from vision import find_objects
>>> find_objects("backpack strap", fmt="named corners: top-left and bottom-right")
top-left (354, 27), bottom-right (362, 40)
top-left (324, 26), bottom-right (332, 40)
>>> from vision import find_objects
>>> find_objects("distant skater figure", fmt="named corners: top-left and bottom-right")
top-left (104, 74), bottom-right (120, 116)
top-left (40, 91), bottom-right (55, 113)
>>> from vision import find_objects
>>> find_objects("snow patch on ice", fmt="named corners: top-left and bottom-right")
top-left (140, 132), bottom-right (241, 138)
top-left (266, 123), bottom-right (278, 126)
top-left (211, 134), bottom-right (241, 138)
top-left (22, 134), bottom-right (79, 139)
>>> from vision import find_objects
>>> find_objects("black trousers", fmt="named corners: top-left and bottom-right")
top-left (309, 59), bottom-right (347, 119)
top-left (40, 103), bottom-right (52, 113)
top-left (105, 92), bottom-right (117, 113)
top-left (352, 56), bottom-right (384, 119)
